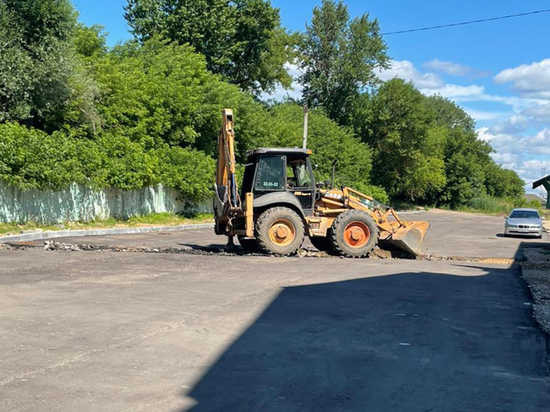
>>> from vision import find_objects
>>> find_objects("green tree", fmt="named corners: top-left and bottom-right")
top-left (124, 0), bottom-right (295, 94)
top-left (0, 0), bottom-right (77, 130)
top-left (74, 23), bottom-right (108, 58)
top-left (484, 162), bottom-right (524, 200)
top-left (298, 0), bottom-right (388, 124)
top-left (91, 38), bottom-right (236, 150)
top-left (353, 79), bottom-right (446, 202)
top-left (424, 95), bottom-right (502, 206)
top-left (83, 36), bottom-right (268, 155)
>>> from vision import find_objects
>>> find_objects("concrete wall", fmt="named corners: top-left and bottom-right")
top-left (0, 181), bottom-right (212, 224)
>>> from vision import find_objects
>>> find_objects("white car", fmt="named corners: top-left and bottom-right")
top-left (504, 208), bottom-right (543, 238)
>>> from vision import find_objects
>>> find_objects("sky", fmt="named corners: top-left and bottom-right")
top-left (73, 0), bottom-right (550, 195)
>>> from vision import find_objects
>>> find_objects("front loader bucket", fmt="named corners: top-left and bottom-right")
top-left (384, 221), bottom-right (430, 256)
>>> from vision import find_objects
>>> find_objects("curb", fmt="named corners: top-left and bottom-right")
top-left (0, 223), bottom-right (215, 243)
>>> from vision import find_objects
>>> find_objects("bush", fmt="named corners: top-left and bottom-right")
top-left (0, 122), bottom-right (82, 190)
top-left (0, 122), bottom-right (214, 201)
top-left (462, 195), bottom-right (515, 215)
top-left (153, 145), bottom-right (215, 202)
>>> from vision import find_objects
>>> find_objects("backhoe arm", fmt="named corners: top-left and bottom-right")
top-left (216, 109), bottom-right (240, 209)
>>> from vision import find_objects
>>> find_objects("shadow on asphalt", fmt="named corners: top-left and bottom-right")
top-left (514, 240), bottom-right (549, 261)
top-left (182, 265), bottom-right (550, 412)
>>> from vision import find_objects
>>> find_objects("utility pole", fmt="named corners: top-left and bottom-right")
top-left (302, 104), bottom-right (308, 149)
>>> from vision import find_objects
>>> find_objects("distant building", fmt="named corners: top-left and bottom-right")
top-left (524, 193), bottom-right (546, 206)
top-left (532, 175), bottom-right (550, 209)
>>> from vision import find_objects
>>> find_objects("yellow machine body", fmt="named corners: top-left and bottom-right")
top-left (312, 187), bottom-right (429, 255)
top-left (214, 108), bottom-right (429, 256)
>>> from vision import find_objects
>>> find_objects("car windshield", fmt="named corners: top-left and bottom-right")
top-left (509, 211), bottom-right (539, 219)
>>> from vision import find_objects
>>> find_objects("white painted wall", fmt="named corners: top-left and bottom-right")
top-left (0, 181), bottom-right (212, 224)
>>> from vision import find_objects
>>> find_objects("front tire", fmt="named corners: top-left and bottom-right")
top-left (256, 207), bottom-right (305, 256)
top-left (330, 210), bottom-right (378, 258)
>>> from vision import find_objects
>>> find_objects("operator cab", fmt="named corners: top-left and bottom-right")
top-left (241, 148), bottom-right (316, 214)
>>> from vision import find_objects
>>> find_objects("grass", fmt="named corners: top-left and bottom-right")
top-left (0, 212), bottom-right (214, 236)
top-left (455, 196), bottom-right (516, 216)
top-left (445, 196), bottom-right (547, 216)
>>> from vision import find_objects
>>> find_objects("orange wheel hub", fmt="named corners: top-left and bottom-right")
top-left (268, 218), bottom-right (296, 247)
top-left (344, 221), bottom-right (370, 248)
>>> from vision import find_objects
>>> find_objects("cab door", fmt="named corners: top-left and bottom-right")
top-left (286, 158), bottom-right (315, 214)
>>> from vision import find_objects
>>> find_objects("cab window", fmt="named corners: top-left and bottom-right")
top-left (287, 160), bottom-right (312, 189)
top-left (254, 155), bottom-right (285, 191)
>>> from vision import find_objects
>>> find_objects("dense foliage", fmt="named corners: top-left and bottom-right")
top-left (124, 0), bottom-right (295, 94)
top-left (0, 0), bottom-right (525, 212)
top-left (0, 0), bottom-right (77, 130)
top-left (352, 79), bottom-right (524, 207)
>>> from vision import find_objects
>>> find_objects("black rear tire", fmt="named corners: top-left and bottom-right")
top-left (238, 236), bottom-right (261, 253)
top-left (310, 236), bottom-right (333, 252)
top-left (330, 210), bottom-right (378, 258)
top-left (255, 207), bottom-right (305, 256)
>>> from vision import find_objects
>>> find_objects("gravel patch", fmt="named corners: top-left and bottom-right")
top-left (1, 240), bottom-right (515, 266)
top-left (521, 247), bottom-right (550, 334)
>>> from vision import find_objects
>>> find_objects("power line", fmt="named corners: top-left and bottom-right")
top-left (382, 8), bottom-right (550, 35)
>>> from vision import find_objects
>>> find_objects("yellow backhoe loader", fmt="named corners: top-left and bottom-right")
top-left (214, 109), bottom-right (429, 257)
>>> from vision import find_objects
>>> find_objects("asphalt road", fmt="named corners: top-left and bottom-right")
top-left (1, 211), bottom-right (549, 411)
top-left (47, 210), bottom-right (549, 259)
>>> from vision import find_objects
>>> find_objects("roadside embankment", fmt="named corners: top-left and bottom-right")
top-left (521, 246), bottom-right (550, 334)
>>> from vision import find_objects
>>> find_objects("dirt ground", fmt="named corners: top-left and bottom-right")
top-left (0, 210), bottom-right (549, 412)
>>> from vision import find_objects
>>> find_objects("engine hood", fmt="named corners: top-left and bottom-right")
top-left (506, 218), bottom-right (541, 226)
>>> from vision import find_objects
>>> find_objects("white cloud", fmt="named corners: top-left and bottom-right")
top-left (420, 84), bottom-right (485, 99)
top-left (424, 59), bottom-right (472, 76)
top-left (479, 127), bottom-right (550, 156)
top-left (379, 60), bottom-right (550, 114)
top-left (377, 60), bottom-right (444, 89)
top-left (487, 114), bottom-right (529, 134)
top-left (462, 108), bottom-right (506, 122)
top-left (494, 59), bottom-right (550, 99)
top-left (490, 152), bottom-right (518, 165)
top-left (478, 127), bottom-right (550, 189)
top-left (515, 159), bottom-right (550, 191)
top-left (522, 103), bottom-right (550, 123)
